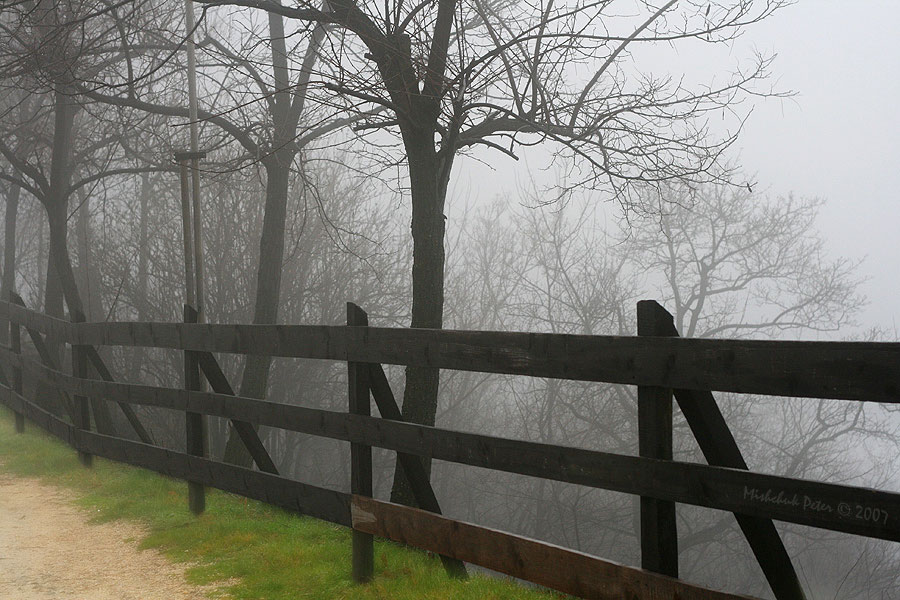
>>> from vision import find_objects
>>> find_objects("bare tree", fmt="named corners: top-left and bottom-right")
top-left (618, 183), bottom-right (895, 596)
top-left (620, 183), bottom-right (865, 340)
top-left (192, 0), bottom-right (789, 501)
top-left (426, 183), bottom-right (893, 596)
top-left (0, 0), bottom-right (184, 436)
top-left (71, 0), bottom-right (383, 464)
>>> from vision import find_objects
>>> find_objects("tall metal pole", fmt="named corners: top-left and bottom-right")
top-left (176, 158), bottom-right (195, 307)
top-left (184, 0), bottom-right (205, 320)
top-left (181, 1), bottom-right (208, 477)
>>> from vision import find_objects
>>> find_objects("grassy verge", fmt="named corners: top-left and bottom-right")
top-left (0, 407), bottom-right (558, 599)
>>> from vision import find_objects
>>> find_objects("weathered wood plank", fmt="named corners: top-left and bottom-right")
top-left (77, 430), bottom-right (351, 526)
top-left (2, 300), bottom-right (897, 402)
top-left (645, 301), bottom-right (805, 600)
top-left (194, 349), bottom-right (278, 474)
top-left (641, 300), bottom-right (806, 600)
top-left (71, 312), bottom-right (92, 468)
top-left (83, 345), bottom-right (154, 445)
top-left (637, 301), bottom-right (678, 577)
top-left (351, 495), bottom-right (759, 600)
top-left (184, 305), bottom-right (205, 515)
top-left (15, 315), bottom-right (78, 423)
top-left (6, 352), bottom-right (898, 542)
top-left (368, 362), bottom-right (468, 578)
top-left (0, 350), bottom-right (11, 390)
top-left (10, 318), bottom-right (23, 433)
top-left (0, 385), bottom-right (78, 445)
top-left (0, 383), bottom-right (766, 600)
top-left (677, 386), bottom-right (807, 600)
top-left (347, 303), bottom-right (373, 583)
top-left (0, 385), bottom-right (351, 526)
top-left (8, 295), bottom-right (153, 443)
top-left (0, 299), bottom-right (73, 340)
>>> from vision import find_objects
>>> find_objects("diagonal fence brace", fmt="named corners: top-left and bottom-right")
top-left (368, 362), bottom-right (468, 579)
top-left (640, 300), bottom-right (806, 600)
top-left (10, 293), bottom-right (154, 445)
top-left (19, 319), bottom-right (79, 423)
top-left (83, 345), bottom-right (154, 445)
top-left (194, 349), bottom-right (279, 475)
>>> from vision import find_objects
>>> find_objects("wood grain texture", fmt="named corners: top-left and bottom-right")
top-left (4, 353), bottom-right (898, 542)
top-left (347, 303), bottom-right (373, 583)
top-left (184, 305), bottom-right (205, 515)
top-left (71, 311), bottom-right (92, 468)
top-left (0, 295), bottom-right (893, 600)
top-left (10, 318), bottom-right (23, 433)
top-left (677, 386), bottom-right (806, 600)
top-left (368, 362), bottom-right (468, 578)
top-left (641, 300), bottom-right (805, 600)
top-left (351, 495), bottom-right (759, 600)
top-left (2, 300), bottom-right (897, 402)
top-left (83, 345), bottom-right (154, 445)
top-left (0, 386), bottom-right (351, 526)
top-left (637, 301), bottom-right (678, 577)
top-left (3, 384), bottom-right (757, 599)
top-left (194, 349), bottom-right (278, 474)
top-left (17, 319), bottom-right (78, 422)
top-left (6, 294), bottom-right (154, 444)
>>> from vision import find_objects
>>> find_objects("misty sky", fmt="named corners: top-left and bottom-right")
top-left (737, 1), bottom-right (900, 332)
top-left (450, 1), bottom-right (899, 335)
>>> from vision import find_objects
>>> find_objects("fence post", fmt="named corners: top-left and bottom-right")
top-left (636, 300), bottom-right (677, 577)
top-left (347, 302), bottom-right (374, 583)
top-left (11, 315), bottom-right (24, 433)
top-left (184, 304), bottom-right (206, 515)
top-left (71, 311), bottom-right (92, 467)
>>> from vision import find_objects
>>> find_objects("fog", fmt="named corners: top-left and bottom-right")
top-left (1, 0), bottom-right (897, 598)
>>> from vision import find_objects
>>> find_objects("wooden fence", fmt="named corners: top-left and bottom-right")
top-left (1, 296), bottom-right (898, 600)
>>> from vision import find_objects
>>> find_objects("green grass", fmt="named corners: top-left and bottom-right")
top-left (0, 407), bottom-right (558, 599)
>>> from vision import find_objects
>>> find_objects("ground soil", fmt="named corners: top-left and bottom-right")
top-left (0, 472), bottom-right (221, 599)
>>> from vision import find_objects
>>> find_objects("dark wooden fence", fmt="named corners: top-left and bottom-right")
top-left (1, 296), bottom-right (898, 600)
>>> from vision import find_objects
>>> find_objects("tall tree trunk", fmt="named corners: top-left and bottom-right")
top-left (42, 87), bottom-right (118, 436)
top-left (1, 174), bottom-right (21, 345)
top-left (390, 132), bottom-right (452, 505)
top-left (221, 11), bottom-right (323, 466)
top-left (44, 88), bottom-right (78, 314)
top-left (44, 243), bottom-right (64, 318)
top-left (36, 89), bottom-right (76, 419)
top-left (222, 156), bottom-right (291, 465)
top-left (73, 193), bottom-right (118, 435)
top-left (129, 172), bottom-right (151, 382)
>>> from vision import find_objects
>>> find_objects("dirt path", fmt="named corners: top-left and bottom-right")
top-left (0, 472), bottom-right (220, 599)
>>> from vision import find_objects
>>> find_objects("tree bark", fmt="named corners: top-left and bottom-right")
top-left (1, 174), bottom-right (21, 345)
top-left (44, 243), bottom-right (64, 318)
top-left (44, 88), bottom-right (79, 314)
top-left (129, 172), bottom-right (151, 382)
top-left (221, 12), bottom-right (322, 466)
top-left (35, 89), bottom-right (75, 418)
top-left (390, 131), bottom-right (453, 505)
top-left (41, 87), bottom-right (118, 436)
top-left (222, 155), bottom-right (292, 465)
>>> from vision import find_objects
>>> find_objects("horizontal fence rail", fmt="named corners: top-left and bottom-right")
top-left (2, 298), bottom-right (898, 600)
top-left (3, 346), bottom-right (898, 542)
top-left (0, 386), bottom-right (351, 524)
top-left (0, 382), bottom-right (758, 600)
top-left (1, 301), bottom-right (898, 402)
top-left (350, 495), bottom-right (761, 600)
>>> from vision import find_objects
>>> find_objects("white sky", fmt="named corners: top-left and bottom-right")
top-left (724, 0), bottom-right (900, 331)
top-left (450, 0), bottom-right (900, 334)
